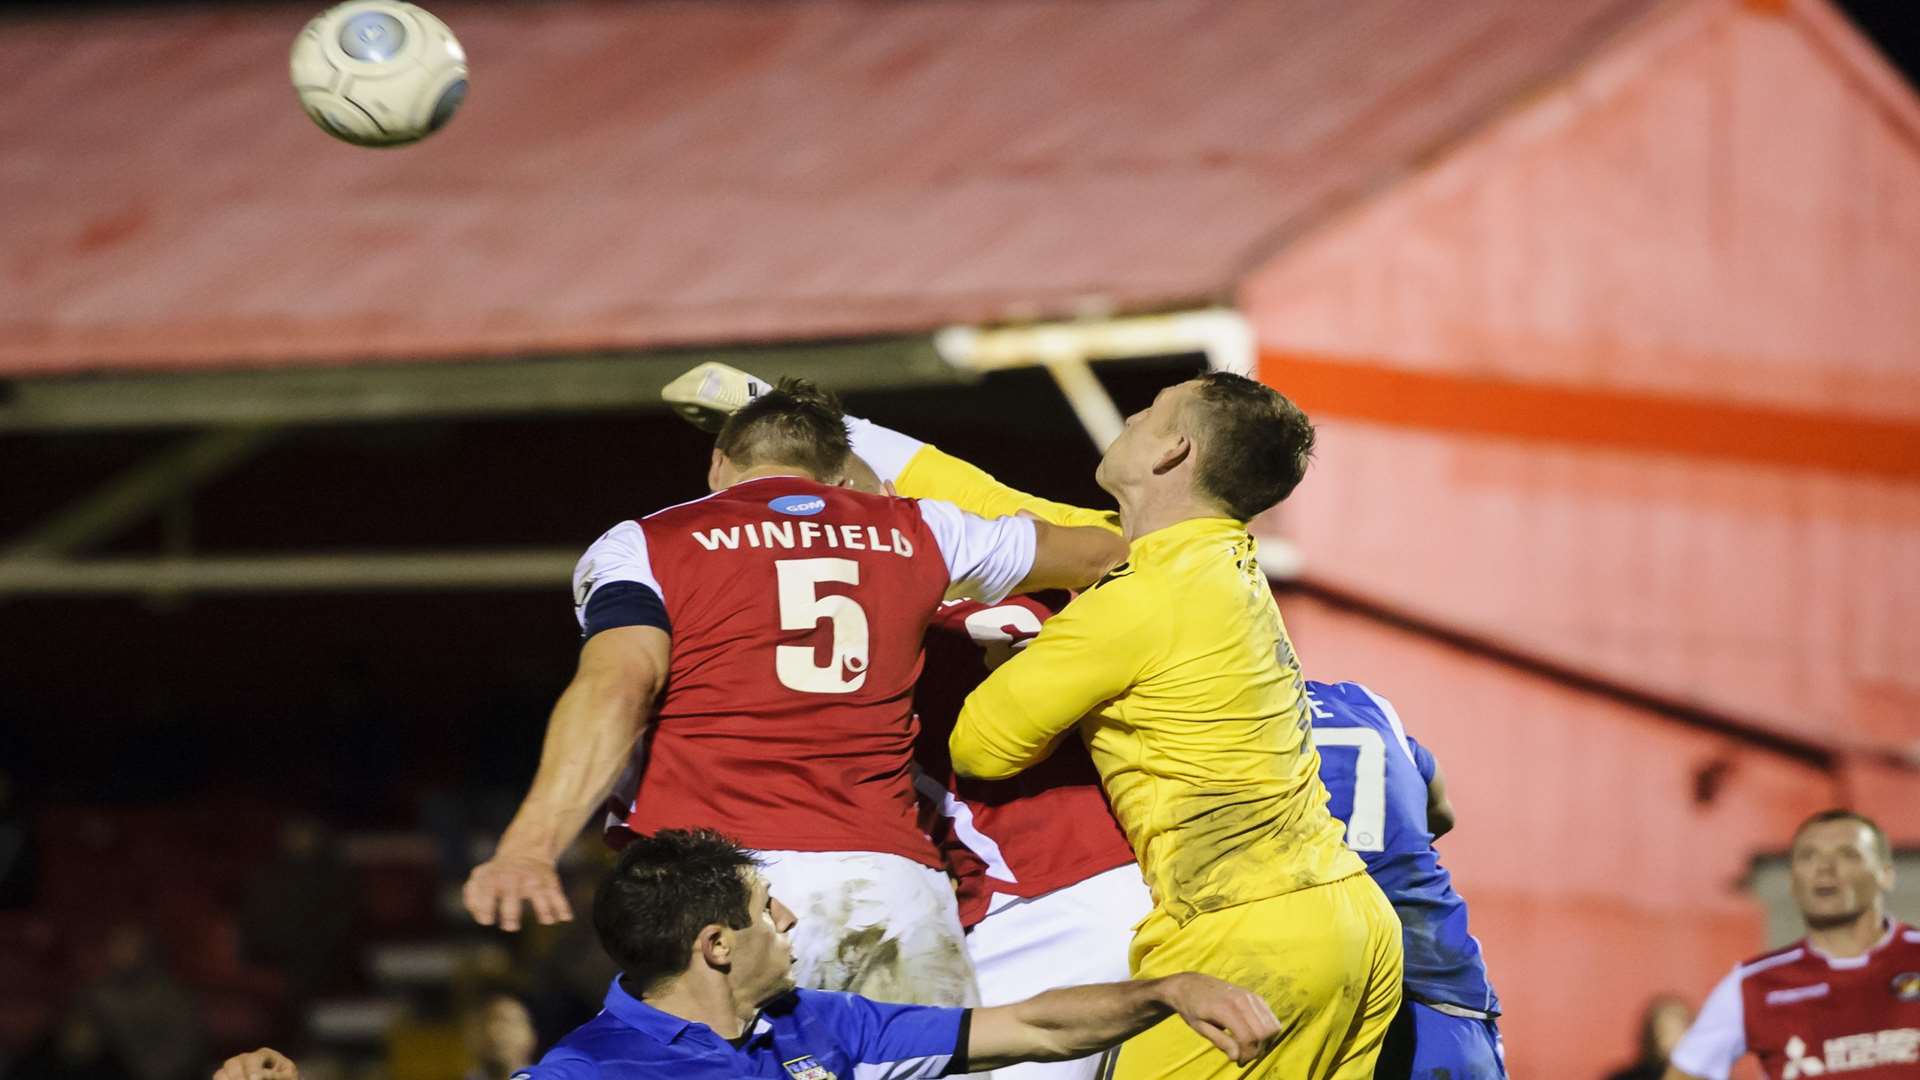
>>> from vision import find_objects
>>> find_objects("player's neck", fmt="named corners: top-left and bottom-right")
top-left (640, 973), bottom-right (757, 1040)
top-left (1806, 906), bottom-right (1889, 959)
top-left (1115, 483), bottom-right (1232, 543)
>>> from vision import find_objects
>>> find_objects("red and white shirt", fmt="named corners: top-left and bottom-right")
top-left (1669, 920), bottom-right (1920, 1080)
top-left (576, 476), bottom-right (1037, 868)
top-left (912, 594), bottom-right (1138, 927)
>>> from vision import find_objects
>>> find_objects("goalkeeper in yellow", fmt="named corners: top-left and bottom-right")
top-left (667, 365), bottom-right (1403, 1079)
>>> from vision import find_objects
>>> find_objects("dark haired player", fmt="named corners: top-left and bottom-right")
top-left (517, 828), bottom-right (1279, 1079)
top-left (1667, 810), bottom-right (1917, 1080)
top-left (462, 379), bottom-right (1124, 1008)
top-left (221, 830), bottom-right (1281, 1080)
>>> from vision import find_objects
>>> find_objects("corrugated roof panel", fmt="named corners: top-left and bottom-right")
top-left (0, 0), bottom-right (1657, 373)
top-left (1244, 0), bottom-right (1920, 419)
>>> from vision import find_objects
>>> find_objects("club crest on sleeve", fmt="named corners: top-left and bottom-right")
top-left (1894, 971), bottom-right (1920, 1002)
top-left (782, 1056), bottom-right (837, 1080)
top-left (769, 495), bottom-right (828, 517)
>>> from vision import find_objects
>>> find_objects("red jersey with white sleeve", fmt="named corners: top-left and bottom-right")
top-left (912, 594), bottom-right (1138, 927)
top-left (1668, 920), bottom-right (1920, 1080)
top-left (574, 475), bottom-right (1038, 869)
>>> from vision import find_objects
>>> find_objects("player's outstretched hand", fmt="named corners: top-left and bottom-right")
top-left (213, 1047), bottom-right (299, 1080)
top-left (1158, 973), bottom-right (1281, 1065)
top-left (463, 851), bottom-right (572, 932)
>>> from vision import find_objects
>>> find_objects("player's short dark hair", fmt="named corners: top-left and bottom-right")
top-left (1791, 808), bottom-right (1891, 863)
top-left (1183, 371), bottom-right (1316, 520)
top-left (593, 829), bottom-right (760, 993)
top-left (715, 376), bottom-right (852, 481)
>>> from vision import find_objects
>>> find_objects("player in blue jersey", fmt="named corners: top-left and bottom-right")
top-left (1305, 680), bottom-right (1505, 1080)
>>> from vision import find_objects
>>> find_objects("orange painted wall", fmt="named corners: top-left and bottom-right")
top-left (1242, 1), bottom-right (1920, 1073)
top-left (1282, 593), bottom-right (1831, 1077)
top-left (1240, 0), bottom-right (1920, 793)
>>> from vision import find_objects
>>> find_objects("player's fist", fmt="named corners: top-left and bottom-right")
top-left (213, 1047), bottom-right (299, 1080)
top-left (1157, 973), bottom-right (1281, 1066)
top-left (463, 850), bottom-right (572, 932)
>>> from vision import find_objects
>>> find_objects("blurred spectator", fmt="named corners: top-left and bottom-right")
top-left (3, 1004), bottom-right (133, 1080)
top-left (78, 925), bottom-right (203, 1080)
top-left (0, 769), bottom-right (35, 909)
top-left (240, 818), bottom-right (355, 1001)
top-left (518, 843), bottom-right (616, 1045)
top-left (1603, 993), bottom-right (1692, 1080)
top-left (460, 994), bottom-right (536, 1080)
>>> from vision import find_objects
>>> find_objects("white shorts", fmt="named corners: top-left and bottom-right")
top-left (754, 848), bottom-right (980, 1007)
top-left (968, 864), bottom-right (1155, 1080)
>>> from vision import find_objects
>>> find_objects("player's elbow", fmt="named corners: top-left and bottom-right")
top-left (948, 734), bottom-right (1023, 782)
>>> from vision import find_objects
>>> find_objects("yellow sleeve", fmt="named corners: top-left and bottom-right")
top-left (896, 444), bottom-right (1122, 534)
top-left (950, 571), bottom-right (1162, 779)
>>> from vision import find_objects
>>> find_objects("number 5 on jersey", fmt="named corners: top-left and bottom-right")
top-left (775, 558), bottom-right (871, 694)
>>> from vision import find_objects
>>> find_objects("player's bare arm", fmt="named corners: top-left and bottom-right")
top-left (1427, 758), bottom-right (1456, 839)
top-left (967, 972), bottom-right (1280, 1069)
top-left (213, 1048), bottom-right (300, 1080)
top-left (1661, 1068), bottom-right (1707, 1080)
top-left (464, 625), bottom-right (669, 931)
top-left (1015, 518), bottom-right (1127, 593)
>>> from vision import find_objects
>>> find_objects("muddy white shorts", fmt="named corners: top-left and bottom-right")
top-left (753, 848), bottom-right (981, 1007)
top-left (967, 863), bottom-right (1154, 1080)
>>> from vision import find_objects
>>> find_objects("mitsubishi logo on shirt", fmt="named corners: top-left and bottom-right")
top-left (1783, 1029), bottom-right (1920, 1076)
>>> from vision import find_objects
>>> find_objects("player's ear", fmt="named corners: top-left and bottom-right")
top-left (1152, 433), bottom-right (1192, 476)
top-left (695, 923), bottom-right (731, 970)
top-left (707, 448), bottom-right (729, 493)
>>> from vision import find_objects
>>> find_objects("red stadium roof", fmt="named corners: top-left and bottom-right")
top-left (0, 0), bottom-right (1660, 375)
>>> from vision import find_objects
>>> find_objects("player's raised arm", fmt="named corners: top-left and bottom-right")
top-left (915, 499), bottom-right (1122, 604)
top-left (849, 415), bottom-right (1121, 533)
top-left (662, 359), bottom-right (1119, 531)
top-left (966, 973), bottom-right (1280, 1069)
top-left (950, 571), bottom-right (1162, 780)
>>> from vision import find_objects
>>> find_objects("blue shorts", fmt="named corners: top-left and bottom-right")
top-left (1377, 998), bottom-right (1505, 1080)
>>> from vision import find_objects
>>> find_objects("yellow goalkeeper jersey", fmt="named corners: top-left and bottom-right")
top-left (896, 445), bottom-right (1364, 925)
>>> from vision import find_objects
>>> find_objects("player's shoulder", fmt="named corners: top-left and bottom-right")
top-left (1732, 938), bottom-right (1816, 983)
top-left (637, 485), bottom-right (739, 526)
top-left (1305, 680), bottom-right (1396, 724)
top-left (512, 1047), bottom-right (604, 1080)
top-left (1056, 559), bottom-right (1170, 623)
top-left (1877, 921), bottom-right (1920, 965)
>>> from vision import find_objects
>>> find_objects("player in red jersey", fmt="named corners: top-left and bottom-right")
top-left (914, 594), bottom-right (1153, 1080)
top-left (462, 379), bottom-right (1125, 1007)
top-left (1667, 810), bottom-right (1919, 1080)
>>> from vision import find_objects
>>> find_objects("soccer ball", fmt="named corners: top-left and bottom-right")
top-left (290, 1), bottom-right (468, 148)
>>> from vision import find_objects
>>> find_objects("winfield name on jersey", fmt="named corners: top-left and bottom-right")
top-left (1783, 1028), bottom-right (1919, 1077)
top-left (692, 518), bottom-right (918, 557)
